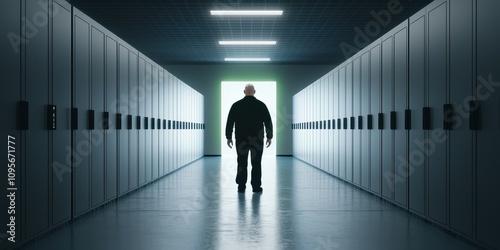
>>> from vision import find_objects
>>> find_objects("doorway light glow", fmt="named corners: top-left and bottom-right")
top-left (225, 58), bottom-right (271, 62)
top-left (210, 10), bottom-right (283, 16)
top-left (219, 41), bottom-right (277, 45)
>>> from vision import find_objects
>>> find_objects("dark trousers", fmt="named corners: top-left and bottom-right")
top-left (235, 137), bottom-right (264, 188)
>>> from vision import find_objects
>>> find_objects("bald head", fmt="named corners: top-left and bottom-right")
top-left (244, 84), bottom-right (256, 96)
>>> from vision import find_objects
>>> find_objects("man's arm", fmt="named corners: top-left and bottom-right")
top-left (225, 105), bottom-right (235, 140)
top-left (263, 104), bottom-right (273, 140)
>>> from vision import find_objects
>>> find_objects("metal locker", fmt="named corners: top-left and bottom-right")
top-left (361, 51), bottom-right (371, 189)
top-left (73, 13), bottom-right (91, 216)
top-left (346, 62), bottom-right (353, 183)
top-left (159, 69), bottom-right (164, 176)
top-left (333, 71), bottom-right (340, 177)
top-left (152, 66), bottom-right (159, 180)
top-left (353, 57), bottom-right (361, 186)
top-left (1, 1), bottom-right (21, 248)
top-left (128, 51), bottom-right (138, 190)
top-left (381, 35), bottom-right (394, 201)
top-left (138, 57), bottom-right (146, 186)
top-left (328, 73), bottom-right (334, 175)
top-left (105, 36), bottom-right (118, 200)
top-left (145, 62), bottom-right (152, 182)
top-left (477, 0), bottom-right (500, 248)
top-left (339, 67), bottom-right (346, 180)
top-left (449, 0), bottom-right (474, 237)
top-left (370, 44), bottom-right (382, 194)
top-left (51, 0), bottom-right (72, 226)
top-left (25, 0), bottom-right (50, 238)
top-left (393, 23), bottom-right (408, 208)
top-left (408, 9), bottom-right (426, 216)
top-left (90, 26), bottom-right (105, 208)
top-left (118, 44), bottom-right (129, 195)
top-left (427, 0), bottom-right (448, 225)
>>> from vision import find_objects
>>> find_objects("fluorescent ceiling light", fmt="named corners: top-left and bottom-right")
top-left (225, 58), bottom-right (271, 62)
top-left (211, 10), bottom-right (283, 16)
top-left (219, 41), bottom-right (277, 45)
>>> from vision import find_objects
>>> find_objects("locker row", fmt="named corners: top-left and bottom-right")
top-left (17, 104), bottom-right (206, 131)
top-left (0, 1), bottom-right (204, 249)
top-left (293, 0), bottom-right (499, 250)
top-left (292, 104), bottom-right (480, 130)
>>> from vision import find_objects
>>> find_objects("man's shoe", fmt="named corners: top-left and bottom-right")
top-left (252, 187), bottom-right (263, 193)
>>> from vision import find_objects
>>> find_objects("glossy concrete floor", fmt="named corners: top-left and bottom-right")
top-left (24, 157), bottom-right (476, 250)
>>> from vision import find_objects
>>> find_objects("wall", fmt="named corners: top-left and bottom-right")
top-left (292, 0), bottom-right (500, 249)
top-left (163, 64), bottom-right (335, 156)
top-left (0, 1), bottom-right (203, 249)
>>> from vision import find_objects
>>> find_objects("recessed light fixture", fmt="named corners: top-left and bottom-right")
top-left (225, 58), bottom-right (271, 62)
top-left (219, 41), bottom-right (277, 45)
top-left (210, 10), bottom-right (283, 16)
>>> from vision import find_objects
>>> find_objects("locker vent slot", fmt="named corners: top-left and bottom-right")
top-left (116, 113), bottom-right (122, 130)
top-left (378, 113), bottom-right (384, 130)
top-left (390, 111), bottom-right (397, 130)
top-left (103, 112), bottom-right (109, 130)
top-left (443, 104), bottom-right (453, 130)
top-left (405, 109), bottom-right (411, 130)
top-left (367, 115), bottom-right (373, 130)
top-left (71, 108), bottom-right (78, 130)
top-left (88, 110), bottom-right (95, 130)
top-left (423, 107), bottom-right (431, 130)
top-left (127, 115), bottom-right (133, 130)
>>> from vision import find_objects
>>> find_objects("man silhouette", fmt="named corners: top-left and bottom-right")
top-left (225, 84), bottom-right (273, 193)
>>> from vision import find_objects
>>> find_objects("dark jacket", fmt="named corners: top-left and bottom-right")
top-left (225, 96), bottom-right (273, 141)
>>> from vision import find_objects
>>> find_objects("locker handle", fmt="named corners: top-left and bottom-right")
top-left (390, 111), bottom-right (397, 130)
top-left (343, 118), bottom-right (348, 130)
top-left (337, 119), bottom-right (341, 130)
top-left (423, 107), bottom-right (431, 130)
top-left (367, 115), bottom-right (373, 130)
top-left (151, 118), bottom-right (155, 130)
top-left (163, 119), bottom-right (167, 130)
top-left (158, 119), bottom-right (162, 130)
top-left (116, 113), bottom-right (122, 130)
top-left (328, 120), bottom-right (331, 130)
top-left (103, 112), bottom-right (109, 130)
top-left (88, 110), bottom-right (95, 130)
top-left (378, 113), bottom-right (384, 130)
top-left (405, 109), bottom-right (411, 130)
top-left (137, 116), bottom-right (141, 129)
top-left (443, 104), bottom-right (453, 130)
top-left (168, 120), bottom-right (171, 130)
top-left (469, 100), bottom-right (480, 130)
top-left (71, 108), bottom-right (78, 130)
top-left (144, 117), bottom-right (148, 130)
top-left (316, 121), bottom-right (319, 130)
top-left (127, 115), bottom-right (133, 130)
top-left (47, 105), bottom-right (57, 130)
top-left (350, 117), bottom-right (355, 130)
top-left (358, 116), bottom-right (363, 130)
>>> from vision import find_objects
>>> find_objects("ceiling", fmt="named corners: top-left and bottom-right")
top-left (67, 0), bottom-right (433, 65)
